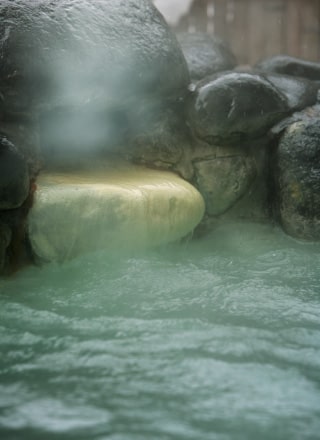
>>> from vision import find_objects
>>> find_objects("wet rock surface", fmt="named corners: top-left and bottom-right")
top-left (1, 2), bottom-right (320, 271)
top-left (262, 73), bottom-right (319, 113)
top-left (188, 72), bottom-right (290, 145)
top-left (272, 113), bottom-right (320, 240)
top-left (194, 154), bottom-right (257, 216)
top-left (0, 0), bottom-right (190, 165)
top-left (0, 0), bottom-right (189, 114)
top-left (0, 0), bottom-right (191, 272)
top-left (177, 32), bottom-right (237, 82)
top-left (0, 222), bottom-right (11, 273)
top-left (255, 55), bottom-right (320, 81)
top-left (0, 136), bottom-right (29, 210)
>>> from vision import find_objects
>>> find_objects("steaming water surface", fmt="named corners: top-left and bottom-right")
top-left (1, 222), bottom-right (320, 440)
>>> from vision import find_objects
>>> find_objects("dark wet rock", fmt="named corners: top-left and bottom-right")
top-left (128, 108), bottom-right (184, 170)
top-left (0, 221), bottom-right (11, 273)
top-left (270, 104), bottom-right (320, 137)
top-left (177, 32), bottom-right (237, 82)
top-left (0, 0), bottom-right (188, 113)
top-left (194, 154), bottom-right (256, 216)
top-left (0, 0), bottom-right (189, 162)
top-left (272, 117), bottom-right (320, 240)
top-left (0, 135), bottom-right (29, 209)
top-left (188, 72), bottom-right (290, 145)
top-left (118, 97), bottom-right (197, 180)
top-left (255, 55), bottom-right (320, 81)
top-left (1, 120), bottom-right (41, 177)
top-left (262, 73), bottom-right (319, 113)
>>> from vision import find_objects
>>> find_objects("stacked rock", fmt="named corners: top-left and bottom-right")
top-left (130, 30), bottom-right (320, 239)
top-left (179, 40), bottom-right (320, 239)
top-left (0, 0), bottom-right (320, 272)
top-left (0, 0), bottom-right (190, 272)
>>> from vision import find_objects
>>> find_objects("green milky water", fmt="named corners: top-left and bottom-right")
top-left (1, 222), bottom-right (320, 440)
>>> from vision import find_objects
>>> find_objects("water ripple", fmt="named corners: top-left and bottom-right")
top-left (1, 223), bottom-right (320, 439)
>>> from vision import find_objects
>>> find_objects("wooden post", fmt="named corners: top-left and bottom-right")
top-left (299, 0), bottom-right (320, 60)
top-left (189, 0), bottom-right (209, 32)
top-left (213, 0), bottom-right (228, 40)
top-left (230, 0), bottom-right (250, 65)
top-left (286, 0), bottom-right (303, 57)
top-left (171, 0), bottom-right (320, 63)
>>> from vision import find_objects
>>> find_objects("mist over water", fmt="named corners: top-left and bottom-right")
top-left (1, 0), bottom-right (189, 169)
top-left (1, 222), bottom-right (320, 439)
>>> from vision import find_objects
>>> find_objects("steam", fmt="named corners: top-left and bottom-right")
top-left (33, 28), bottom-right (139, 165)
top-left (0, 0), bottom-right (185, 168)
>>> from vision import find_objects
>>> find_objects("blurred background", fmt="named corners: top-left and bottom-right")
top-left (153, 0), bottom-right (320, 65)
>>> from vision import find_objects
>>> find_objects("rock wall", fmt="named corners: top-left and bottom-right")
top-left (129, 43), bottom-right (320, 240)
top-left (0, 1), bottom-right (320, 273)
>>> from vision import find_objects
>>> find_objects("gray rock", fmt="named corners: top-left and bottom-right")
top-left (0, 135), bottom-right (29, 210)
top-left (262, 73), bottom-right (319, 112)
top-left (188, 72), bottom-right (290, 145)
top-left (0, 120), bottom-right (41, 175)
top-left (270, 104), bottom-right (320, 137)
top-left (177, 32), bottom-right (237, 81)
top-left (273, 117), bottom-right (320, 240)
top-left (0, 0), bottom-right (188, 112)
top-left (0, 0), bottom-right (189, 159)
top-left (255, 55), bottom-right (320, 81)
top-left (127, 107), bottom-right (187, 170)
top-left (0, 221), bottom-right (11, 274)
top-left (194, 155), bottom-right (256, 216)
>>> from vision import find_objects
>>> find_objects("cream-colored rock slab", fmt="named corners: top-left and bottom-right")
top-left (28, 162), bottom-right (205, 262)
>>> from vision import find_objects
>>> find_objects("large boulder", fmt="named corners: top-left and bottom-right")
top-left (0, 0), bottom-right (189, 160)
top-left (177, 32), bottom-right (237, 82)
top-left (272, 114), bottom-right (320, 240)
top-left (187, 70), bottom-right (319, 148)
top-left (187, 72), bottom-right (290, 145)
top-left (0, 0), bottom-right (189, 112)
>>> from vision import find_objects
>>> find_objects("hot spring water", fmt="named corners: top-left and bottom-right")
top-left (1, 222), bottom-right (320, 440)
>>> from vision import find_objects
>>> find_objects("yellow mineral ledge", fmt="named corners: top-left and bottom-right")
top-left (28, 161), bottom-right (205, 262)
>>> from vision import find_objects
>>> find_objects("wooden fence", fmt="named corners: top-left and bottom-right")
top-left (172, 0), bottom-right (320, 65)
